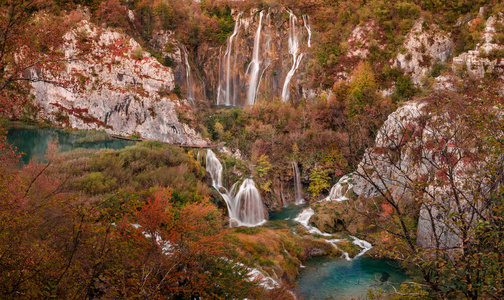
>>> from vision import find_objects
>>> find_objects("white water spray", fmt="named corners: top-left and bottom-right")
top-left (184, 48), bottom-right (194, 104)
top-left (246, 11), bottom-right (264, 106)
top-left (218, 12), bottom-right (243, 106)
top-left (302, 15), bottom-right (312, 48)
top-left (292, 161), bottom-right (305, 205)
top-left (233, 179), bottom-right (267, 226)
top-left (206, 150), bottom-right (266, 227)
top-left (281, 9), bottom-right (304, 102)
top-left (323, 174), bottom-right (354, 202)
top-left (294, 207), bottom-right (372, 261)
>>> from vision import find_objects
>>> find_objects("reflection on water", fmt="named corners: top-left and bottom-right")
top-left (295, 256), bottom-right (409, 300)
top-left (6, 128), bottom-right (135, 164)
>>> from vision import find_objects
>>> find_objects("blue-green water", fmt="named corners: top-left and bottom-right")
top-left (295, 256), bottom-right (409, 299)
top-left (6, 128), bottom-right (135, 164)
top-left (269, 204), bottom-right (307, 221)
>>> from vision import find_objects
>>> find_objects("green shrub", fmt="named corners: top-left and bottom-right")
top-left (173, 83), bottom-right (182, 98)
top-left (132, 46), bottom-right (144, 60)
top-left (81, 172), bottom-right (118, 195)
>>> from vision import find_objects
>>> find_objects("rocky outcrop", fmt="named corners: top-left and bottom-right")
top-left (452, 13), bottom-right (504, 79)
top-left (352, 99), bottom-right (497, 250)
top-left (31, 20), bottom-right (208, 147)
top-left (394, 20), bottom-right (453, 84)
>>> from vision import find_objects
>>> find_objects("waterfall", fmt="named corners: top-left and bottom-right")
top-left (233, 179), bottom-right (267, 226)
top-left (294, 208), bottom-right (372, 261)
top-left (206, 149), bottom-right (223, 188)
top-left (218, 12), bottom-right (243, 106)
top-left (245, 11), bottom-right (264, 106)
top-left (184, 48), bottom-right (194, 104)
top-left (292, 161), bottom-right (305, 205)
top-left (323, 174), bottom-right (353, 202)
top-left (302, 15), bottom-right (312, 48)
top-left (281, 9), bottom-right (304, 102)
top-left (205, 150), bottom-right (266, 227)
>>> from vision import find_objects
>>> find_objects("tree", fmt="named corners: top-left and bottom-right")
top-left (308, 166), bottom-right (331, 198)
top-left (0, 0), bottom-right (85, 117)
top-left (347, 61), bottom-right (377, 119)
top-left (351, 90), bottom-right (504, 298)
top-left (0, 132), bottom-right (269, 299)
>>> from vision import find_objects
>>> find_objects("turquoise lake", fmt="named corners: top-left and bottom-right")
top-left (295, 256), bottom-right (409, 299)
top-left (6, 127), bottom-right (135, 164)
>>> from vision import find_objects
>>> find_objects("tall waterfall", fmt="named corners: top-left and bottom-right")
top-left (292, 161), bottom-right (305, 205)
top-left (217, 12), bottom-right (243, 106)
top-left (245, 11), bottom-right (264, 106)
top-left (302, 15), bottom-right (312, 48)
top-left (205, 150), bottom-right (266, 227)
top-left (281, 9), bottom-right (304, 102)
top-left (184, 48), bottom-right (194, 104)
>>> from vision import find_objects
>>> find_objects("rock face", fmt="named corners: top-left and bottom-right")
top-left (31, 20), bottom-right (208, 147)
top-left (352, 100), bottom-right (495, 250)
top-left (394, 20), bottom-right (453, 84)
top-left (452, 13), bottom-right (504, 79)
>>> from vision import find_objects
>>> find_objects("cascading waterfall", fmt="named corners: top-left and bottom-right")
top-left (302, 15), bottom-right (312, 48)
top-left (206, 149), bottom-right (223, 188)
top-left (245, 11), bottom-right (264, 106)
top-left (294, 207), bottom-right (372, 261)
top-left (281, 9), bottom-right (304, 102)
top-left (218, 12), bottom-right (243, 106)
top-left (184, 48), bottom-right (194, 104)
top-left (323, 174), bottom-right (354, 202)
top-left (233, 179), bottom-right (267, 226)
top-left (205, 149), bottom-right (266, 227)
top-left (215, 8), bottom-right (311, 106)
top-left (292, 161), bottom-right (305, 205)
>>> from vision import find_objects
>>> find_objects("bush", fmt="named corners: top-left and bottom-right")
top-left (132, 46), bottom-right (144, 60)
top-left (81, 172), bottom-right (118, 195)
top-left (173, 83), bottom-right (182, 98)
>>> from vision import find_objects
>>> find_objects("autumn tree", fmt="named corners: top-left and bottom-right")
top-left (0, 0), bottom-right (83, 117)
top-left (352, 89), bottom-right (504, 298)
top-left (308, 166), bottom-right (331, 198)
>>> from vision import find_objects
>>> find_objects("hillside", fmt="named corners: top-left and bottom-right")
top-left (1, 0), bottom-right (504, 299)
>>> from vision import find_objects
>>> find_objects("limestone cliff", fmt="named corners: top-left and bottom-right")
top-left (30, 20), bottom-right (208, 147)
top-left (452, 13), bottom-right (504, 79)
top-left (352, 98), bottom-right (498, 250)
top-left (394, 20), bottom-right (453, 84)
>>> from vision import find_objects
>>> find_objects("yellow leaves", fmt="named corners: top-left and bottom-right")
top-left (347, 61), bottom-right (378, 118)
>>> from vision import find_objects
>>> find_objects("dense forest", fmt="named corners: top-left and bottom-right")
top-left (1, 0), bottom-right (504, 299)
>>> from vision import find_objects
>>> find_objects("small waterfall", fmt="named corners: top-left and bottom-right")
top-left (184, 48), bottom-right (194, 104)
top-left (292, 161), bottom-right (305, 205)
top-left (205, 150), bottom-right (266, 227)
top-left (323, 174), bottom-right (353, 202)
top-left (245, 11), bottom-right (264, 106)
top-left (233, 179), bottom-right (267, 226)
top-left (206, 149), bottom-right (223, 188)
top-left (294, 208), bottom-right (372, 261)
top-left (218, 12), bottom-right (243, 106)
top-left (302, 15), bottom-right (312, 48)
top-left (350, 235), bottom-right (373, 258)
top-left (281, 9), bottom-right (304, 102)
